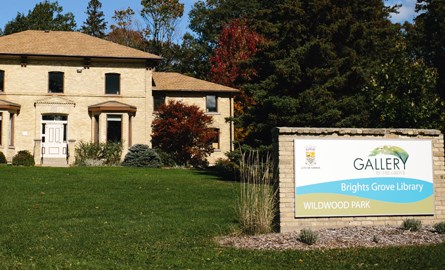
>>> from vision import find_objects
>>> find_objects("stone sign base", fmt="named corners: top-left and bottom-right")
top-left (274, 128), bottom-right (445, 233)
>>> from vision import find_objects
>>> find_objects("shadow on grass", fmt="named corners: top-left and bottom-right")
top-left (192, 167), bottom-right (240, 182)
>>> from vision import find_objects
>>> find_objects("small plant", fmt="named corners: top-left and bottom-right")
top-left (299, 228), bottom-right (318, 245)
top-left (434, 221), bottom-right (445, 234)
top-left (122, 144), bottom-right (163, 168)
top-left (12, 150), bottom-right (35, 166)
top-left (236, 149), bottom-right (276, 235)
top-left (0, 151), bottom-right (6, 164)
top-left (401, 218), bottom-right (422, 231)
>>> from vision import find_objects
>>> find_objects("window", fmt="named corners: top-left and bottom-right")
top-left (153, 93), bottom-right (165, 111)
top-left (210, 128), bottom-right (220, 150)
top-left (105, 73), bottom-right (120, 95)
top-left (0, 70), bottom-right (4, 93)
top-left (206, 95), bottom-right (217, 112)
top-left (107, 115), bottom-right (122, 142)
top-left (94, 115), bottom-right (99, 144)
top-left (8, 113), bottom-right (14, 146)
top-left (41, 123), bottom-right (46, 143)
top-left (48, 72), bottom-right (64, 93)
top-left (42, 115), bottom-right (67, 121)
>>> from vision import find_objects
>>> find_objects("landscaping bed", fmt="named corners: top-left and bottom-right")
top-left (219, 225), bottom-right (445, 250)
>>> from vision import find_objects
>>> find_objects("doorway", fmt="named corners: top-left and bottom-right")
top-left (41, 115), bottom-right (67, 158)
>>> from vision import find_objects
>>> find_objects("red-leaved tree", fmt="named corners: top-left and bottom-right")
top-left (209, 19), bottom-right (264, 142)
top-left (151, 100), bottom-right (217, 167)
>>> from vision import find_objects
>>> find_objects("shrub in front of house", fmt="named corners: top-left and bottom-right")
top-left (102, 141), bottom-right (123, 166)
top-left (214, 158), bottom-right (238, 179)
top-left (151, 100), bottom-right (216, 168)
top-left (0, 151), bottom-right (7, 164)
top-left (122, 144), bottom-right (163, 168)
top-left (75, 141), bottom-right (122, 166)
top-left (12, 150), bottom-right (35, 166)
top-left (155, 149), bottom-right (177, 167)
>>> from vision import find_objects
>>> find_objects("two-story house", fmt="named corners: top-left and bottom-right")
top-left (0, 30), bottom-right (237, 166)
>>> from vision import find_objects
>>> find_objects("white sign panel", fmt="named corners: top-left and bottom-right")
top-left (294, 139), bottom-right (434, 217)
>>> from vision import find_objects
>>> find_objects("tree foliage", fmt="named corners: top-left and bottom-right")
top-left (210, 19), bottom-right (263, 87)
top-left (108, 7), bottom-right (146, 49)
top-left (209, 18), bottom-right (263, 142)
top-left (122, 144), bottom-right (163, 168)
top-left (364, 47), bottom-right (443, 129)
top-left (3, 1), bottom-right (76, 35)
top-left (406, 0), bottom-right (445, 98)
top-left (140, 0), bottom-right (184, 71)
top-left (141, 0), bottom-right (184, 45)
top-left (186, 0), bottom-right (435, 147)
top-left (151, 100), bottom-right (216, 167)
top-left (181, 0), bottom-right (261, 79)
top-left (81, 0), bottom-right (107, 38)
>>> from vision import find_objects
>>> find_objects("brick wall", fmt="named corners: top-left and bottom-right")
top-left (274, 127), bottom-right (445, 232)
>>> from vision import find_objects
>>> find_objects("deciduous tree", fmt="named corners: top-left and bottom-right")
top-left (209, 19), bottom-right (263, 142)
top-left (141, 0), bottom-right (184, 49)
top-left (108, 8), bottom-right (147, 50)
top-left (152, 100), bottom-right (216, 167)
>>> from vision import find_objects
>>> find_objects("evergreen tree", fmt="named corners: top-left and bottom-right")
top-left (3, 1), bottom-right (76, 35)
top-left (406, 0), bottom-right (445, 99)
top-left (364, 46), bottom-right (444, 130)
top-left (81, 0), bottom-right (107, 38)
top-left (187, 0), bottom-right (404, 147)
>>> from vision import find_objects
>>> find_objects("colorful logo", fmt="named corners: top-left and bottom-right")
top-left (369, 145), bottom-right (409, 163)
top-left (305, 145), bottom-right (316, 166)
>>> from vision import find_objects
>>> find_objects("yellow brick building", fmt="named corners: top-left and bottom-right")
top-left (0, 30), bottom-right (237, 165)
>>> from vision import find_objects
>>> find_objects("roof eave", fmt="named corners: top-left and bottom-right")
top-left (0, 53), bottom-right (162, 61)
top-left (153, 88), bottom-right (239, 93)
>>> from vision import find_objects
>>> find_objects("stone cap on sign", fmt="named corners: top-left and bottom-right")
top-left (275, 127), bottom-right (442, 137)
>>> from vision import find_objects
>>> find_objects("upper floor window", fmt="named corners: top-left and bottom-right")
top-left (0, 70), bottom-right (5, 93)
top-left (210, 128), bottom-right (220, 150)
top-left (206, 94), bottom-right (217, 113)
top-left (48, 71), bottom-right (64, 93)
top-left (153, 93), bottom-right (165, 111)
top-left (105, 73), bottom-right (120, 95)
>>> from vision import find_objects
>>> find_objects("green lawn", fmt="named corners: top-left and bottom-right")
top-left (1, 167), bottom-right (445, 269)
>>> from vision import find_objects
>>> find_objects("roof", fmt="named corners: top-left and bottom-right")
top-left (0, 99), bottom-right (21, 112)
top-left (88, 101), bottom-right (137, 113)
top-left (152, 72), bottom-right (239, 93)
top-left (0, 30), bottom-right (161, 60)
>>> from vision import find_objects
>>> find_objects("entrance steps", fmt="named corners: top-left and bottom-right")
top-left (41, 158), bottom-right (69, 167)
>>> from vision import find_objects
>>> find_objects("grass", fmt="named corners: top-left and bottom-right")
top-left (0, 167), bottom-right (444, 269)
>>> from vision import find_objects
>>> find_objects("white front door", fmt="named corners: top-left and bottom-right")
top-left (42, 122), bottom-right (67, 158)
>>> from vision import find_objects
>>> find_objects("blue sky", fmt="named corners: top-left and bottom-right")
top-left (0, 0), bottom-right (417, 37)
top-left (0, 0), bottom-right (199, 39)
